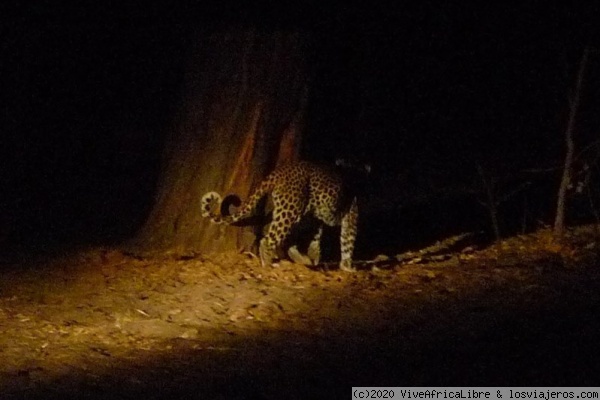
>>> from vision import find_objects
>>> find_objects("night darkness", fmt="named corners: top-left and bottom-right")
top-left (3, 2), bottom-right (600, 397)
top-left (2, 2), bottom-right (599, 251)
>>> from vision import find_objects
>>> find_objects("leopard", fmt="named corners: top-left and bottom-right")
top-left (201, 160), bottom-right (369, 272)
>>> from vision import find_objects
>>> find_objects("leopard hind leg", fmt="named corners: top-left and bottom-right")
top-left (259, 188), bottom-right (305, 268)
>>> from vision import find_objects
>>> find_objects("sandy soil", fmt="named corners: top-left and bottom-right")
top-left (1, 229), bottom-right (600, 399)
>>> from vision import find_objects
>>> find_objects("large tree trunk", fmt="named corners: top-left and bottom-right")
top-left (131, 29), bottom-right (308, 255)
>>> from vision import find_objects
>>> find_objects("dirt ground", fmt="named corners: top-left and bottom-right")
top-left (1, 228), bottom-right (600, 399)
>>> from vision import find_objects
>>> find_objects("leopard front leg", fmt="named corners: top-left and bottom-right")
top-left (259, 237), bottom-right (277, 268)
top-left (339, 198), bottom-right (358, 272)
top-left (306, 224), bottom-right (323, 266)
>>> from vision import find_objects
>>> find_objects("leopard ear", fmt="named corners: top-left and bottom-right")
top-left (336, 158), bottom-right (352, 168)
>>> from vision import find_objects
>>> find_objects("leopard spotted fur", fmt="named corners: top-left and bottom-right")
top-left (201, 161), bottom-right (366, 271)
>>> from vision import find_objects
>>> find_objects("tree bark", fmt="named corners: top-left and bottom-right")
top-left (130, 29), bottom-right (308, 255)
top-left (554, 46), bottom-right (589, 237)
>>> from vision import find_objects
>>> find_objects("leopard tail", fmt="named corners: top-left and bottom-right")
top-left (201, 175), bottom-right (276, 225)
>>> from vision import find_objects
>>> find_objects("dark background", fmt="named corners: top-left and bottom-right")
top-left (2, 2), bottom-right (600, 253)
